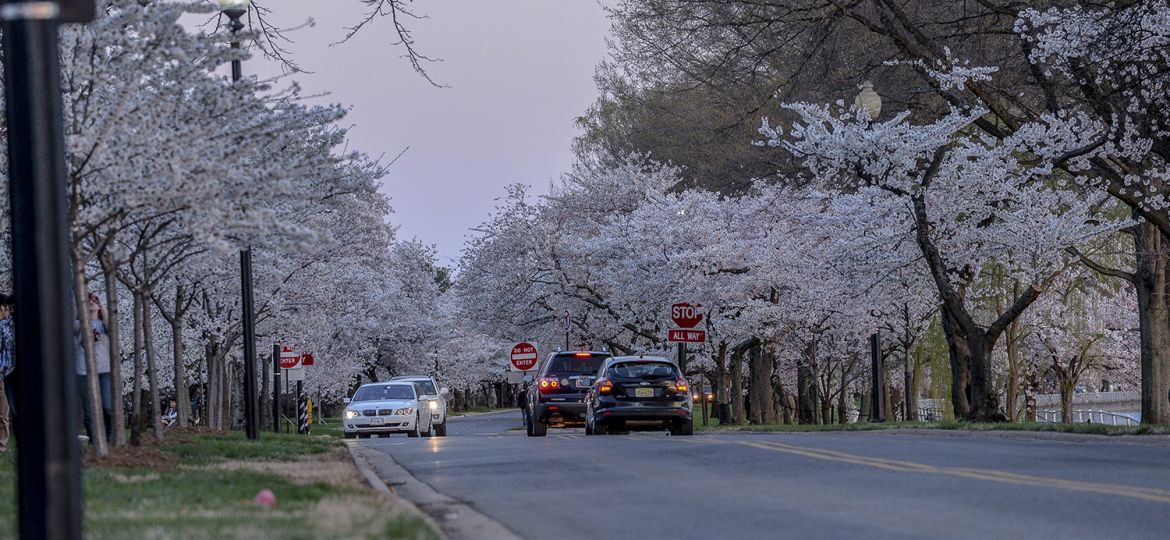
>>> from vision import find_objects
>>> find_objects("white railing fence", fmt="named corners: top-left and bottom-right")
top-left (1035, 409), bottom-right (1139, 426)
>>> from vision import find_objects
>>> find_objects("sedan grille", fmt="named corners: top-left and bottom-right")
top-left (362, 410), bottom-right (377, 417)
top-left (377, 409), bottom-right (393, 416)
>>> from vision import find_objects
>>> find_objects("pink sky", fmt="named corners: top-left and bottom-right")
top-left (245, 1), bottom-right (612, 266)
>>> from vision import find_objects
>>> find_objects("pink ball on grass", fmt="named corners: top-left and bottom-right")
top-left (253, 489), bottom-right (277, 508)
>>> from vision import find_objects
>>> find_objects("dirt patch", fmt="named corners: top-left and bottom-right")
top-left (200, 448), bottom-right (362, 487)
top-left (84, 444), bottom-right (178, 471)
top-left (81, 430), bottom-right (194, 470)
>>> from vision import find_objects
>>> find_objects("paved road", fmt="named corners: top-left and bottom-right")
top-left (358, 411), bottom-right (1170, 539)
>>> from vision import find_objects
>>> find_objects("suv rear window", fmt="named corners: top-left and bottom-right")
top-left (546, 354), bottom-right (608, 375)
top-left (609, 361), bottom-right (678, 380)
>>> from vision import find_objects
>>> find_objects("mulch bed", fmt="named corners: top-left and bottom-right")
top-left (81, 428), bottom-right (218, 470)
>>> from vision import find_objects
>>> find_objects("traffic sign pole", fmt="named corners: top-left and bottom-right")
top-left (272, 343), bottom-right (280, 434)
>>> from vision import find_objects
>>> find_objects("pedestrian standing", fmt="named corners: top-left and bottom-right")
top-left (76, 293), bottom-right (113, 444)
top-left (0, 293), bottom-right (15, 451)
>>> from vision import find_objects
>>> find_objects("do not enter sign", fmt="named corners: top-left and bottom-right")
top-left (510, 342), bottom-right (538, 371)
top-left (280, 347), bottom-right (300, 369)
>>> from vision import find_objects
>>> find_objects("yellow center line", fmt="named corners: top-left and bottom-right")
top-left (739, 439), bottom-right (1170, 505)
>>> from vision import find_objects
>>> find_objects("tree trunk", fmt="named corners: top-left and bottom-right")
top-left (762, 346), bottom-right (777, 424)
top-left (796, 342), bottom-right (818, 425)
top-left (1059, 379), bottom-right (1074, 423)
top-left (1005, 305), bottom-right (1020, 421)
top-left (206, 342), bottom-right (219, 429)
top-left (130, 292), bottom-right (146, 446)
top-left (1134, 221), bottom-right (1170, 425)
top-left (169, 286), bottom-right (189, 429)
top-left (100, 257), bottom-right (126, 446)
top-left (747, 346), bottom-right (762, 424)
top-left (903, 337), bottom-right (919, 421)
top-left (714, 341), bottom-right (729, 406)
top-left (903, 351), bottom-right (918, 421)
top-left (730, 346), bottom-right (745, 424)
top-left (72, 244), bottom-right (108, 456)
top-left (142, 294), bottom-right (163, 439)
top-left (968, 333), bottom-right (1005, 422)
top-left (939, 306), bottom-right (972, 418)
top-left (858, 386), bottom-right (871, 423)
top-left (838, 366), bottom-right (849, 424)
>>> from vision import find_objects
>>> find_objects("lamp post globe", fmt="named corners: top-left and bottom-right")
top-left (854, 81), bottom-right (882, 121)
top-left (218, 0), bottom-right (252, 12)
top-left (219, 0), bottom-right (250, 32)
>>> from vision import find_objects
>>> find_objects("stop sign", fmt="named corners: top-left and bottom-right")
top-left (510, 342), bottom-right (538, 371)
top-left (671, 303), bottom-right (704, 329)
top-left (279, 347), bottom-right (300, 369)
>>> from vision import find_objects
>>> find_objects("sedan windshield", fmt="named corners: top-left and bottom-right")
top-left (609, 361), bottom-right (677, 380)
top-left (353, 384), bottom-right (414, 402)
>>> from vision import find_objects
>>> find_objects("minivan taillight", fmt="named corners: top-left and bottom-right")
top-left (538, 377), bottom-right (560, 393)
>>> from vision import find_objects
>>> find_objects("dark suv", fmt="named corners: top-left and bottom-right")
top-left (585, 356), bottom-right (693, 436)
top-left (523, 351), bottom-right (611, 436)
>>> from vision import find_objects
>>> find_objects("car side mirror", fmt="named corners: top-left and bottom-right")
top-left (440, 387), bottom-right (450, 397)
top-left (343, 397), bottom-right (351, 404)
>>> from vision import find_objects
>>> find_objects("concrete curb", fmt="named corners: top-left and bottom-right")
top-left (344, 441), bottom-right (447, 538)
top-left (349, 441), bottom-right (523, 540)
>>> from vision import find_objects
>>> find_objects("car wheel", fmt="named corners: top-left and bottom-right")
top-left (357, 432), bottom-right (370, 439)
top-left (531, 418), bottom-right (548, 437)
top-left (670, 420), bottom-right (694, 436)
top-left (435, 420), bottom-right (447, 437)
top-left (595, 421), bottom-right (608, 435)
top-left (421, 415), bottom-right (434, 437)
top-left (407, 415), bottom-right (421, 438)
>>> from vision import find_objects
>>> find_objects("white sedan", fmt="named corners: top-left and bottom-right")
top-left (343, 382), bottom-right (434, 438)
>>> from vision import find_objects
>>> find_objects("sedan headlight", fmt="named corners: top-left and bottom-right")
top-left (394, 407), bottom-right (414, 416)
top-left (428, 401), bottom-right (438, 410)
top-left (344, 409), bottom-right (359, 419)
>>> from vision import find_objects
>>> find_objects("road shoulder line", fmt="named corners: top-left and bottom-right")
top-left (349, 442), bottom-right (523, 540)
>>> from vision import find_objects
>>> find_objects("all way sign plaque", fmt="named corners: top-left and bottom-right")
top-left (668, 329), bottom-right (706, 343)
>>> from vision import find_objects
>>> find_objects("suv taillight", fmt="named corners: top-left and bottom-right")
top-left (537, 376), bottom-right (560, 393)
top-left (675, 378), bottom-right (688, 393)
top-left (597, 378), bottom-right (613, 395)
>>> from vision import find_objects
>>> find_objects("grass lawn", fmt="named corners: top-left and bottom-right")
top-left (0, 429), bottom-right (437, 540)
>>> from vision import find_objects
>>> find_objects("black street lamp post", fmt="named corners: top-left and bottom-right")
top-left (219, 0), bottom-right (259, 441)
top-left (2, 1), bottom-right (94, 537)
top-left (870, 332), bottom-right (886, 423)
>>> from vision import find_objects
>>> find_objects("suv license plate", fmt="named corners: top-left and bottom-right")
top-left (635, 388), bottom-right (653, 398)
top-left (371, 418), bottom-right (384, 426)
